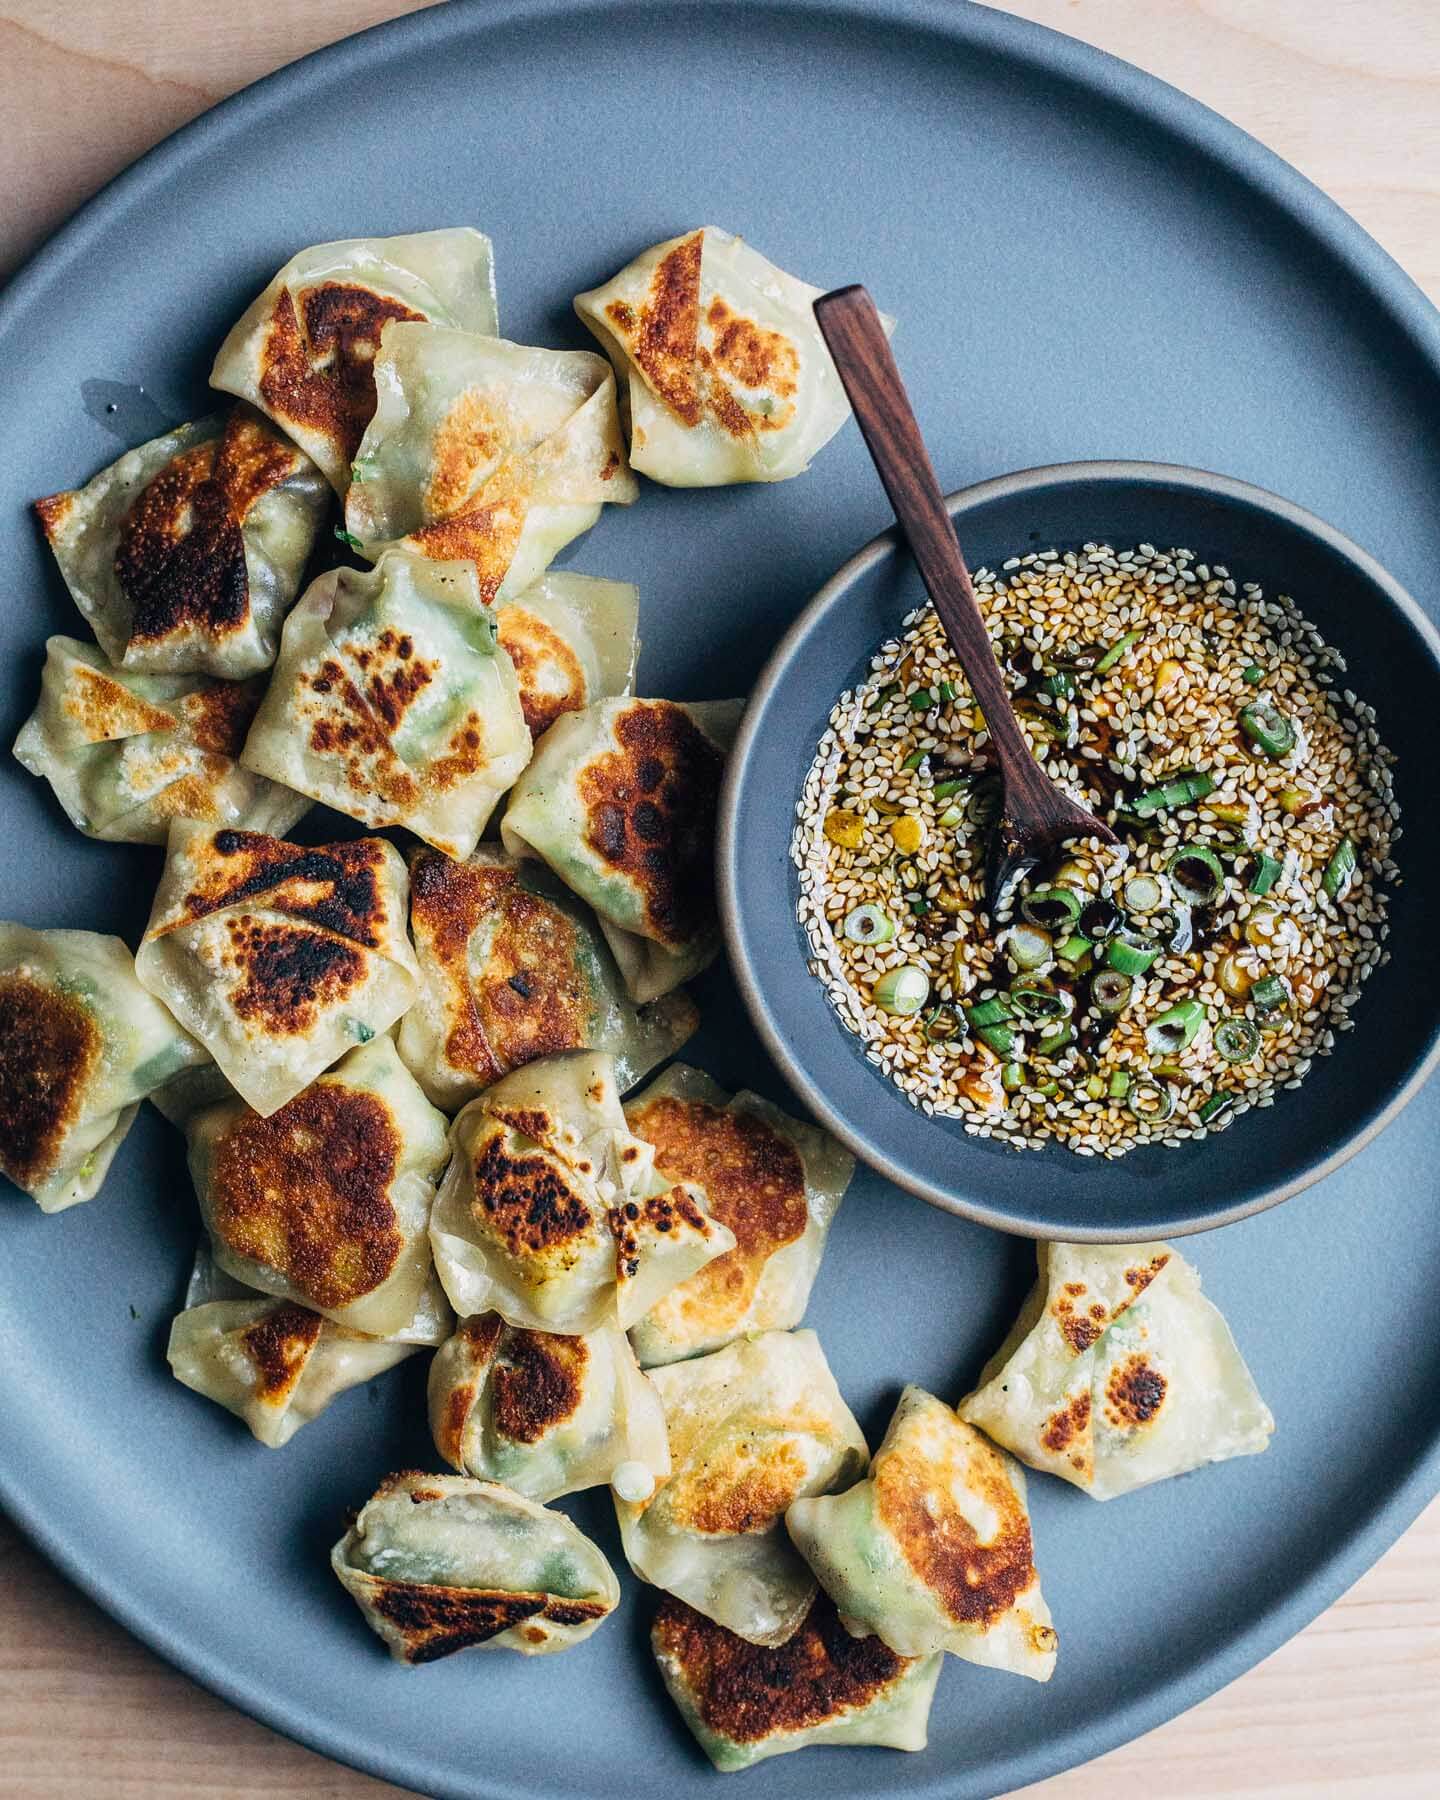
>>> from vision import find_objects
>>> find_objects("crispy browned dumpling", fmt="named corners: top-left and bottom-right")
top-left (651, 1593), bottom-right (941, 1771)
top-left (35, 408), bottom-right (327, 678)
top-left (135, 820), bottom-right (419, 1116)
top-left (397, 845), bottom-right (696, 1110)
top-left (332, 1472), bottom-right (619, 1661)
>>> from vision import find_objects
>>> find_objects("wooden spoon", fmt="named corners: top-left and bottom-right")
top-left (813, 284), bottom-right (1116, 913)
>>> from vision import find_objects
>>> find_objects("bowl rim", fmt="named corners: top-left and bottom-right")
top-left (717, 457), bottom-right (1440, 1240)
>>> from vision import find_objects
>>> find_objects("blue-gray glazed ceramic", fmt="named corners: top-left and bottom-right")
top-left (719, 462), bottom-right (1440, 1240)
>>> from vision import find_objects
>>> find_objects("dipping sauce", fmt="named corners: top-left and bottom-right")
top-left (793, 543), bottom-right (1399, 1156)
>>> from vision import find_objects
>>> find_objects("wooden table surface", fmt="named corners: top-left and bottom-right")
top-left (2, 1), bottom-right (1438, 1795)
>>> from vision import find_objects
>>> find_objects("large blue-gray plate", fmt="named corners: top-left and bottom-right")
top-left (2, 3), bottom-right (1439, 1797)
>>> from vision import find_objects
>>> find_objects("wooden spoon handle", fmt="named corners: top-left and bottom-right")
top-left (812, 285), bottom-right (1041, 782)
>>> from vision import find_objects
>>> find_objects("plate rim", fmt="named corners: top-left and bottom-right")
top-left (718, 457), bottom-right (1440, 1243)
top-left (4, 1), bottom-right (1440, 1796)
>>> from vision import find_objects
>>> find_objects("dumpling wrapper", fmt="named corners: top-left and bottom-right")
top-left (429, 1049), bottom-right (734, 1334)
top-left (33, 407), bottom-right (329, 678)
top-left (167, 1237), bottom-right (451, 1447)
top-left (210, 229), bottom-right (499, 495)
top-left (624, 1066), bottom-right (852, 1367)
top-left (0, 924), bottom-right (207, 1212)
top-left (501, 696), bottom-right (743, 1001)
top-left (333, 1471), bottom-right (620, 1662)
top-left (615, 1329), bottom-right (868, 1647)
top-left (496, 571), bottom-right (638, 740)
top-left (786, 1386), bottom-right (1057, 1680)
top-left (186, 1034), bottom-right (450, 1338)
top-left (13, 635), bottom-right (310, 845)
top-left (240, 551), bottom-right (530, 858)
top-left (959, 1242), bottom-right (1275, 1501)
top-left (574, 226), bottom-right (895, 487)
top-left (136, 821), bottom-right (419, 1116)
top-left (343, 323), bottom-right (637, 600)
top-left (428, 1312), bottom-right (669, 1503)
top-left (398, 844), bottom-right (698, 1112)
top-left (652, 1593), bottom-right (941, 1773)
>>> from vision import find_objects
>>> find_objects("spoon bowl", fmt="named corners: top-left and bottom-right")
top-left (717, 460), bottom-right (1440, 1241)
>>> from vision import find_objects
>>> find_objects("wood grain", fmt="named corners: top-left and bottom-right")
top-left (2, 2), bottom-right (1439, 1797)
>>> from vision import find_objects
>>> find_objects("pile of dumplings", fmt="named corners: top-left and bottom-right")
top-left (3, 225), bottom-right (1274, 1775)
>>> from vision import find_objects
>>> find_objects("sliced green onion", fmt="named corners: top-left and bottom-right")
top-left (1152, 1061), bottom-right (1190, 1082)
top-left (1123, 873), bottom-right (1164, 913)
top-left (1250, 973), bottom-right (1290, 1013)
top-left (967, 995), bottom-right (1015, 1027)
top-left (1165, 844), bottom-right (1226, 906)
top-left (843, 904), bottom-right (895, 945)
top-left (932, 778), bottom-right (968, 800)
top-left (1107, 1069), bottom-right (1132, 1099)
top-left (1079, 897), bottom-right (1123, 942)
top-left (938, 679), bottom-right (959, 702)
top-left (1214, 1016), bottom-right (1260, 1063)
top-left (1144, 999), bottom-right (1206, 1054)
top-left (1239, 696), bottom-right (1297, 758)
top-left (1323, 837), bottom-right (1357, 900)
top-left (1043, 669), bottom-right (1077, 700)
top-left (1091, 970), bottom-right (1134, 1013)
top-left (1242, 664), bottom-right (1265, 685)
top-left (1197, 1092), bottom-right (1236, 1125)
top-left (1106, 931), bottom-right (1161, 976)
top-left (1094, 628), bottom-right (1144, 674)
top-left (1011, 983), bottom-right (1073, 1022)
top-left (901, 748), bottom-right (927, 771)
top-left (1031, 1080), bottom-right (1060, 1099)
top-left (923, 1004), bottom-right (963, 1042)
top-left (908, 688), bottom-right (935, 711)
top-left (1008, 924), bottom-right (1054, 971)
top-left (908, 896), bottom-right (930, 915)
top-left (1127, 1079), bottom-right (1176, 1123)
top-left (1205, 800), bottom-right (1252, 825)
top-left (1085, 1074), bottom-right (1107, 1100)
top-left (334, 526), bottom-right (364, 551)
top-left (937, 804), bottom-right (966, 830)
top-left (976, 1022), bottom-right (1017, 1056)
top-left (1035, 1021), bottom-right (1076, 1057)
top-left (1248, 851), bottom-right (1283, 896)
top-left (1152, 906), bottom-right (1193, 954)
top-left (1132, 770), bottom-right (1216, 817)
top-left (872, 965), bottom-right (930, 1015)
top-left (1001, 1061), bottom-right (1026, 1093)
top-left (1021, 886), bottom-right (1083, 930)
top-left (1055, 931), bottom-right (1094, 966)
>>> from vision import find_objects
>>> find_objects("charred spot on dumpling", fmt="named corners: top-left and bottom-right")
top-left (1040, 1390), bottom-right (1092, 1466)
top-left (422, 387), bottom-right (506, 517)
top-left (181, 831), bottom-right (389, 947)
top-left (177, 675), bottom-right (268, 759)
top-left (33, 490), bottom-right (77, 541)
top-left (0, 974), bottom-right (102, 1186)
top-left (1122, 1254), bottom-right (1171, 1299)
top-left (578, 701), bottom-right (724, 949)
top-left (652, 1593), bottom-right (914, 1745)
top-left (258, 282), bottom-right (426, 463)
top-left (612, 232), bottom-right (704, 427)
top-left (468, 1125), bottom-right (595, 1261)
top-left (626, 1096), bottom-right (805, 1335)
top-left (703, 299), bottom-right (800, 433)
top-left (873, 1423), bottom-right (1042, 1630)
top-left (239, 1302), bottom-right (324, 1403)
top-left (491, 1329), bottom-right (590, 1443)
top-left (405, 478), bottom-right (529, 602)
top-left (497, 608), bottom-right (588, 738)
top-left (207, 1084), bottom-right (404, 1310)
top-left (661, 1431), bottom-right (811, 1537)
top-left (114, 413), bottom-right (303, 652)
top-left (223, 916), bottom-right (368, 1035)
top-left (1103, 1355), bottom-right (1168, 1429)
top-left (370, 1579), bottom-right (551, 1664)
top-left (62, 664), bottom-right (178, 743)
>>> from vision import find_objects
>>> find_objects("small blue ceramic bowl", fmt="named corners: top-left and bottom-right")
top-left (717, 461), bottom-right (1440, 1241)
